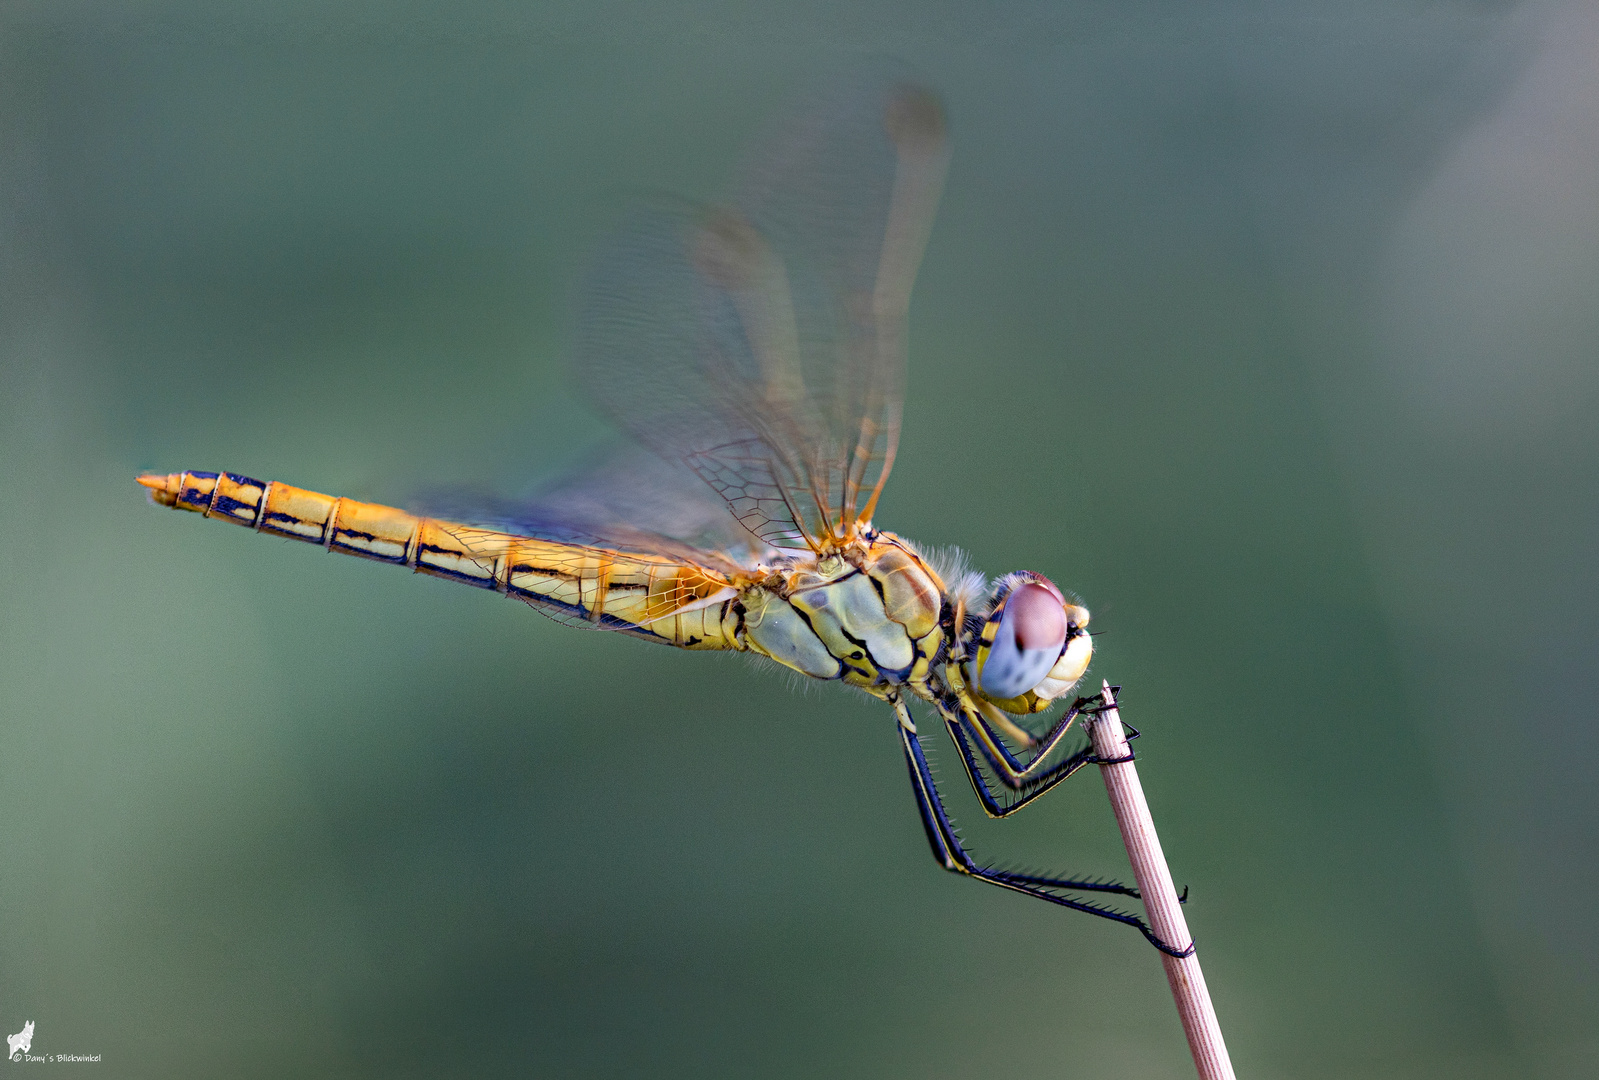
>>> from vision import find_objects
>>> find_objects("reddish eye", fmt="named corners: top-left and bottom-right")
top-left (977, 581), bottom-right (1072, 700)
top-left (1006, 582), bottom-right (1067, 653)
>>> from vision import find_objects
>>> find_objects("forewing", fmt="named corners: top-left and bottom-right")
top-left (574, 75), bottom-right (949, 550)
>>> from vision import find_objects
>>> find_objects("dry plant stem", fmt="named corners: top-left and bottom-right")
top-left (1091, 681), bottom-right (1236, 1080)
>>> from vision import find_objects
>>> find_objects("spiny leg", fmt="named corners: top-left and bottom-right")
top-left (897, 716), bottom-right (1130, 901)
top-left (895, 702), bottom-right (1191, 955)
top-left (942, 711), bottom-right (1099, 820)
top-left (944, 693), bottom-right (1145, 816)
top-left (956, 693), bottom-right (1110, 792)
top-left (945, 705), bottom-right (1192, 904)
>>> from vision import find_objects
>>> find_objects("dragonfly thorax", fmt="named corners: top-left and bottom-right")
top-left (738, 533), bottom-right (947, 696)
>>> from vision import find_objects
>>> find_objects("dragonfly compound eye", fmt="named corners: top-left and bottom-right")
top-left (978, 581), bottom-right (1071, 700)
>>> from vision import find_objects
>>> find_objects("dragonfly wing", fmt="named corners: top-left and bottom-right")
top-left (413, 442), bottom-right (762, 574)
top-left (411, 444), bottom-right (755, 635)
top-left (574, 75), bottom-right (949, 550)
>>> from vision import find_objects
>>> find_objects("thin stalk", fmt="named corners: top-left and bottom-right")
top-left (1090, 681), bottom-right (1236, 1080)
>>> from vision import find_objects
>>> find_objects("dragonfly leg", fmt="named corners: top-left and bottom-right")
top-left (956, 693), bottom-right (1110, 793)
top-left (942, 712), bottom-right (1097, 819)
top-left (894, 711), bottom-right (1191, 955)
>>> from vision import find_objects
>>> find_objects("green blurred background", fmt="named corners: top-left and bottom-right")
top-left (2, 2), bottom-right (1596, 1077)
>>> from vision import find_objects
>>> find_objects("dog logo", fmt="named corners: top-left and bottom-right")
top-left (6, 1021), bottom-right (33, 1062)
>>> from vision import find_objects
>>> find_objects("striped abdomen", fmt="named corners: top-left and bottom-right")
top-left (137, 470), bottom-right (743, 650)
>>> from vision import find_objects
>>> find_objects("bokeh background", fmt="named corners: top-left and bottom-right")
top-left (2, 2), bottom-right (1596, 1077)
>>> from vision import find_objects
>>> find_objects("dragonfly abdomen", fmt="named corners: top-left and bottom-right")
top-left (140, 469), bottom-right (427, 561)
top-left (137, 470), bottom-right (742, 651)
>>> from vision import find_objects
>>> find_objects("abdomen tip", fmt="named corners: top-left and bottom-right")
top-left (137, 472), bottom-right (179, 506)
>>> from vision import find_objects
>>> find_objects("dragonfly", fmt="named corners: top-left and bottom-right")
top-left (138, 77), bottom-right (1177, 952)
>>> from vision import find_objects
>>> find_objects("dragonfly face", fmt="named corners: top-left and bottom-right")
top-left (138, 75), bottom-right (1172, 950)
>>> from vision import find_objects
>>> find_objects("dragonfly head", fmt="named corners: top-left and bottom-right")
top-left (970, 572), bottom-right (1092, 713)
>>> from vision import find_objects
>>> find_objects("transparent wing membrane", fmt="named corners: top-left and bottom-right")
top-left (420, 517), bottom-right (740, 639)
top-left (574, 76), bottom-right (948, 551)
top-left (414, 443), bottom-right (762, 574)
top-left (410, 75), bottom-right (950, 635)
